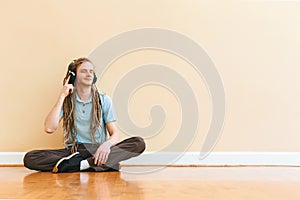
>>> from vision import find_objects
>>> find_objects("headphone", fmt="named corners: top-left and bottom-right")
top-left (68, 60), bottom-right (97, 85)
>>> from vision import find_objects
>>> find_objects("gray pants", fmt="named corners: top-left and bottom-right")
top-left (23, 137), bottom-right (145, 172)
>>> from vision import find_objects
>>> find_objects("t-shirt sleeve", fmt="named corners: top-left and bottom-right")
top-left (101, 94), bottom-right (117, 123)
top-left (60, 108), bottom-right (63, 118)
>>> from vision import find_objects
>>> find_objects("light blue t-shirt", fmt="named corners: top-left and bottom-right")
top-left (60, 93), bottom-right (117, 144)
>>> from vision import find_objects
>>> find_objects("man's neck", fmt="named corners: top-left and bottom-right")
top-left (76, 85), bottom-right (92, 102)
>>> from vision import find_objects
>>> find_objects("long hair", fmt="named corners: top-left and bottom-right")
top-left (62, 57), bottom-right (102, 152)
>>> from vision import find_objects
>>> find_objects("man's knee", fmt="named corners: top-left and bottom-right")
top-left (132, 136), bottom-right (146, 153)
top-left (23, 150), bottom-right (39, 169)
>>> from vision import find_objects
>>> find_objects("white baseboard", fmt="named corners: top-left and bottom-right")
top-left (1, 152), bottom-right (299, 166)
top-left (0, 152), bottom-right (26, 165)
top-left (121, 152), bottom-right (300, 166)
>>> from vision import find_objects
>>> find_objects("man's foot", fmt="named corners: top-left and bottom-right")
top-left (52, 152), bottom-right (83, 173)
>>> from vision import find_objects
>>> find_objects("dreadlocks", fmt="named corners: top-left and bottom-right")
top-left (62, 57), bottom-right (102, 153)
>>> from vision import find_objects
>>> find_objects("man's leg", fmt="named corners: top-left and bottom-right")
top-left (89, 136), bottom-right (146, 172)
top-left (23, 136), bottom-right (145, 172)
top-left (23, 149), bottom-right (71, 172)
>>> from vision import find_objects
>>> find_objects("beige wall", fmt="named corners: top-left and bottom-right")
top-left (0, 0), bottom-right (299, 152)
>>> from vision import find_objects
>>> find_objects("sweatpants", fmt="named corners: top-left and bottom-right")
top-left (23, 136), bottom-right (145, 172)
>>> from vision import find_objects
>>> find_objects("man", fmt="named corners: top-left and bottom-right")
top-left (24, 57), bottom-right (145, 172)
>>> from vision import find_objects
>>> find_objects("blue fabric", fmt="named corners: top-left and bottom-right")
top-left (60, 93), bottom-right (117, 144)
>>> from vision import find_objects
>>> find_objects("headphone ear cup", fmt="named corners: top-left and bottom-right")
top-left (68, 61), bottom-right (76, 85)
top-left (68, 71), bottom-right (76, 85)
top-left (93, 73), bottom-right (97, 84)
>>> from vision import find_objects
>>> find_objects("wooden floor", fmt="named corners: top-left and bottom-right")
top-left (0, 166), bottom-right (299, 200)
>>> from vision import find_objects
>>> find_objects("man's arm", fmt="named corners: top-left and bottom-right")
top-left (106, 121), bottom-right (119, 145)
top-left (44, 78), bottom-right (74, 134)
top-left (94, 121), bottom-right (119, 166)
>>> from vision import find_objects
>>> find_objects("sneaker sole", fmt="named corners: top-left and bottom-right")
top-left (52, 152), bottom-right (80, 173)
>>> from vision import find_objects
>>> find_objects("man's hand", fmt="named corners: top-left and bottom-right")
top-left (60, 76), bottom-right (74, 98)
top-left (94, 141), bottom-right (113, 166)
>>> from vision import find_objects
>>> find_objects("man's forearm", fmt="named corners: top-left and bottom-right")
top-left (107, 132), bottom-right (119, 146)
top-left (44, 96), bottom-right (65, 133)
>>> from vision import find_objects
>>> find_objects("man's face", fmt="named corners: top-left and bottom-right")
top-left (75, 62), bottom-right (95, 87)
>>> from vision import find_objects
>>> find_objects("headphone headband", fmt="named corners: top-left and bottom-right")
top-left (68, 60), bottom-right (75, 71)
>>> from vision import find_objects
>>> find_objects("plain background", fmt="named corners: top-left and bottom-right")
top-left (0, 0), bottom-right (299, 152)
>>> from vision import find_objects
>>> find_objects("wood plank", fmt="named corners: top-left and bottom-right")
top-left (0, 167), bottom-right (299, 200)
